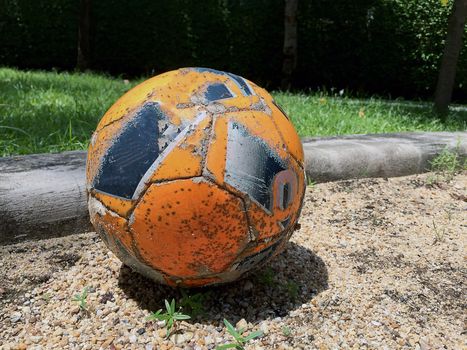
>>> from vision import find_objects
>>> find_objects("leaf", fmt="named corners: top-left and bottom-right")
top-left (223, 319), bottom-right (240, 338)
top-left (145, 309), bottom-right (162, 321)
top-left (165, 299), bottom-right (172, 314)
top-left (173, 312), bottom-right (191, 320)
top-left (215, 344), bottom-right (241, 350)
top-left (243, 330), bottom-right (263, 341)
top-left (440, 0), bottom-right (448, 6)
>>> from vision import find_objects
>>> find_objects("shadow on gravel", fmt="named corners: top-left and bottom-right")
top-left (118, 241), bottom-right (328, 325)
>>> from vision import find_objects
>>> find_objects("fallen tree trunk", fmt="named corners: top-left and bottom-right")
top-left (1, 132), bottom-right (466, 245)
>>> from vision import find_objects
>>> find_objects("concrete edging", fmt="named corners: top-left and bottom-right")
top-left (1, 131), bottom-right (466, 245)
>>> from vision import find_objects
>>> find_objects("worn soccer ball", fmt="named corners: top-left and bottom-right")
top-left (86, 68), bottom-right (305, 287)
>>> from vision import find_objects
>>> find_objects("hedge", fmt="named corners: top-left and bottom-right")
top-left (0, 0), bottom-right (465, 101)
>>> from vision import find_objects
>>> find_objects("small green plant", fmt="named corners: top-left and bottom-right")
top-left (257, 267), bottom-right (275, 286)
top-left (281, 325), bottom-right (292, 337)
top-left (146, 299), bottom-right (191, 338)
top-left (285, 280), bottom-right (300, 300)
top-left (72, 287), bottom-right (88, 312)
top-left (432, 219), bottom-right (446, 244)
top-left (429, 146), bottom-right (467, 181)
top-left (179, 290), bottom-right (209, 318)
top-left (216, 318), bottom-right (263, 350)
top-left (41, 292), bottom-right (51, 302)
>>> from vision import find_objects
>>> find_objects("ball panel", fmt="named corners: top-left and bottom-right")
top-left (204, 111), bottom-right (289, 195)
top-left (204, 115), bottom-right (228, 184)
top-left (129, 179), bottom-right (250, 278)
top-left (92, 191), bottom-right (135, 218)
top-left (88, 196), bottom-right (135, 255)
top-left (148, 113), bottom-right (212, 183)
top-left (269, 102), bottom-right (305, 164)
top-left (86, 111), bottom-right (132, 187)
top-left (95, 71), bottom-right (178, 132)
top-left (92, 102), bottom-right (164, 199)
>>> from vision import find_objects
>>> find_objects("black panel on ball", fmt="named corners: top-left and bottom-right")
top-left (93, 102), bottom-right (166, 199)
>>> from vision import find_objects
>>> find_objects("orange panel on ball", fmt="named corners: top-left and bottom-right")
top-left (149, 114), bottom-right (212, 183)
top-left (270, 102), bottom-right (304, 164)
top-left (130, 179), bottom-right (250, 278)
top-left (92, 191), bottom-right (135, 218)
top-left (88, 196), bottom-right (135, 255)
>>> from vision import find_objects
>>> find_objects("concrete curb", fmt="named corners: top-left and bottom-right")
top-left (302, 131), bottom-right (467, 182)
top-left (1, 131), bottom-right (466, 245)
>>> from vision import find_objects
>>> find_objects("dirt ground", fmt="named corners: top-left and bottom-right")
top-left (0, 172), bottom-right (466, 350)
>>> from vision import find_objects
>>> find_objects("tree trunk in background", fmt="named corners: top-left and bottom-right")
top-left (77, 0), bottom-right (91, 71)
top-left (434, 0), bottom-right (467, 116)
top-left (281, 0), bottom-right (298, 91)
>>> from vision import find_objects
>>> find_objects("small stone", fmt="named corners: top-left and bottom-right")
top-left (204, 335), bottom-right (214, 345)
top-left (29, 336), bottom-right (43, 343)
top-left (129, 334), bottom-right (137, 343)
top-left (145, 344), bottom-right (154, 350)
top-left (102, 337), bottom-right (114, 348)
top-left (418, 338), bottom-right (430, 350)
top-left (243, 281), bottom-right (254, 291)
top-left (170, 331), bottom-right (194, 345)
top-left (137, 328), bottom-right (145, 335)
top-left (15, 344), bottom-right (28, 350)
top-left (236, 318), bottom-right (248, 331)
top-left (259, 323), bottom-right (269, 335)
top-left (10, 312), bottom-right (22, 323)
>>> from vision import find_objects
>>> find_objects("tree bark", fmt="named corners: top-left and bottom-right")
top-left (77, 0), bottom-right (91, 71)
top-left (281, 0), bottom-right (298, 91)
top-left (434, 0), bottom-right (467, 116)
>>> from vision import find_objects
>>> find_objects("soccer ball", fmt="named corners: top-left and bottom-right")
top-left (86, 68), bottom-right (305, 287)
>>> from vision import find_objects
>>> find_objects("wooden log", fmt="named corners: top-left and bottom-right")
top-left (1, 132), bottom-right (466, 244)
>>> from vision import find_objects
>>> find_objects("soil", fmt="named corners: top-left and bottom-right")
top-left (0, 172), bottom-right (466, 350)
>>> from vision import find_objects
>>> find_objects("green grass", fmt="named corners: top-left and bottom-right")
top-left (1, 67), bottom-right (466, 157)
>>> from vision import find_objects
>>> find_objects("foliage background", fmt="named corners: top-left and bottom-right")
top-left (0, 0), bottom-right (466, 101)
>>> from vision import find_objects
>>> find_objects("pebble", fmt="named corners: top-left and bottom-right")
top-left (10, 312), bottom-right (22, 323)
top-left (243, 281), bottom-right (254, 291)
top-left (129, 334), bottom-right (137, 343)
top-left (29, 335), bottom-right (43, 343)
top-left (236, 318), bottom-right (248, 331)
top-left (170, 331), bottom-right (194, 345)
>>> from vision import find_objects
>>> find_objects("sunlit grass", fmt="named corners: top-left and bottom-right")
top-left (1, 68), bottom-right (465, 157)
top-left (274, 92), bottom-right (466, 137)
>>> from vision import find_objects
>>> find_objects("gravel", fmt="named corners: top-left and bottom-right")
top-left (1, 172), bottom-right (466, 349)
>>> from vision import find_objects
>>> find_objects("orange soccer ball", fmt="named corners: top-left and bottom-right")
top-left (86, 68), bottom-right (305, 287)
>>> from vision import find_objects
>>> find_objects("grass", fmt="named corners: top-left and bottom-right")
top-left (71, 287), bottom-right (89, 312)
top-left (1, 67), bottom-right (466, 157)
top-left (216, 318), bottom-right (263, 350)
top-left (146, 299), bottom-right (191, 338)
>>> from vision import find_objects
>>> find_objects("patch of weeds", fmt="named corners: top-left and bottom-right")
top-left (429, 146), bottom-right (467, 182)
top-left (285, 280), bottom-right (300, 300)
top-left (257, 267), bottom-right (275, 286)
top-left (306, 176), bottom-right (316, 187)
top-left (146, 299), bottom-right (190, 338)
top-left (72, 287), bottom-right (88, 312)
top-left (216, 318), bottom-right (263, 350)
top-left (179, 290), bottom-right (210, 318)
top-left (431, 220), bottom-right (446, 245)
